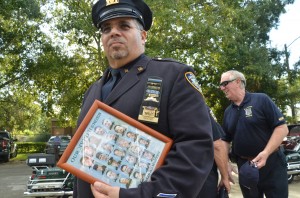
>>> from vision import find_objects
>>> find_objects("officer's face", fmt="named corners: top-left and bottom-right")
top-left (220, 73), bottom-right (239, 100)
top-left (101, 18), bottom-right (147, 68)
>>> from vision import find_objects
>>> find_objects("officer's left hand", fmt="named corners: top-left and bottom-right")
top-left (252, 151), bottom-right (268, 169)
top-left (91, 182), bottom-right (120, 198)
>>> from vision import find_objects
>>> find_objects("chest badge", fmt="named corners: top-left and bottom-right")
top-left (138, 77), bottom-right (162, 124)
top-left (244, 106), bottom-right (253, 117)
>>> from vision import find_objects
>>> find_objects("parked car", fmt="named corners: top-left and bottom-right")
top-left (288, 124), bottom-right (300, 137)
top-left (0, 130), bottom-right (18, 162)
top-left (283, 137), bottom-right (300, 183)
top-left (282, 124), bottom-right (300, 150)
top-left (45, 135), bottom-right (71, 156)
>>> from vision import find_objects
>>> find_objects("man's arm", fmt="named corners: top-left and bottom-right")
top-left (214, 139), bottom-right (231, 192)
top-left (253, 124), bottom-right (288, 168)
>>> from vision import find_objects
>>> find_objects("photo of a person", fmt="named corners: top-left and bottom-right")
top-left (138, 161), bottom-right (149, 170)
top-left (113, 148), bottom-right (126, 159)
top-left (93, 164), bottom-right (106, 174)
top-left (80, 156), bottom-right (94, 168)
top-left (89, 135), bottom-right (101, 147)
top-left (126, 131), bottom-right (138, 142)
top-left (118, 177), bottom-right (132, 188)
top-left (129, 145), bottom-right (143, 155)
top-left (133, 171), bottom-right (145, 181)
top-left (105, 133), bottom-right (118, 142)
top-left (105, 170), bottom-right (119, 181)
top-left (116, 137), bottom-right (131, 148)
top-left (94, 126), bottom-right (106, 136)
top-left (113, 124), bottom-right (127, 135)
top-left (125, 154), bottom-right (137, 164)
top-left (101, 142), bottom-right (114, 153)
top-left (120, 164), bottom-right (133, 175)
top-left (138, 137), bottom-right (150, 148)
top-left (142, 150), bottom-right (155, 161)
top-left (102, 118), bottom-right (113, 129)
top-left (107, 157), bottom-right (121, 170)
top-left (84, 145), bottom-right (96, 157)
top-left (95, 152), bottom-right (109, 161)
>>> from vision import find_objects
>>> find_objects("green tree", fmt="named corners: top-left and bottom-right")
top-left (1, 0), bottom-right (299, 132)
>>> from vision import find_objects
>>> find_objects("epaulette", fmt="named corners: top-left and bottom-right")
top-left (151, 57), bottom-right (184, 64)
top-left (97, 75), bottom-right (103, 82)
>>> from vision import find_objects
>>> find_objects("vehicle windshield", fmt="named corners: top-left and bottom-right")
top-left (49, 136), bottom-right (71, 142)
top-left (0, 132), bottom-right (9, 139)
top-left (288, 125), bottom-right (300, 136)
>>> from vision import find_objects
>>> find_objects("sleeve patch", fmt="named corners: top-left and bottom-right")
top-left (185, 72), bottom-right (203, 94)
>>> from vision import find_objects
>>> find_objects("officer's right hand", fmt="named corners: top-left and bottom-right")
top-left (91, 182), bottom-right (120, 198)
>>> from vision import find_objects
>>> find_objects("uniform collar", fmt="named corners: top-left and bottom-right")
top-left (118, 54), bottom-right (146, 77)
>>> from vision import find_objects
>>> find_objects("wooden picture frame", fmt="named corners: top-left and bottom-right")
top-left (57, 100), bottom-right (173, 189)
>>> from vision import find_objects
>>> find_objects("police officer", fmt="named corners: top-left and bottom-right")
top-left (220, 70), bottom-right (288, 198)
top-left (74, 0), bottom-right (214, 197)
top-left (198, 108), bottom-right (232, 198)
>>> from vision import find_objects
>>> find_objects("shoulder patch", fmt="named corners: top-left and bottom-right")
top-left (185, 72), bottom-right (203, 94)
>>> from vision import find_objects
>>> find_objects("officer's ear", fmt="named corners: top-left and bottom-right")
top-left (141, 30), bottom-right (147, 43)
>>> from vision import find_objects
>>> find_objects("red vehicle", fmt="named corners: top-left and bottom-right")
top-left (282, 125), bottom-right (300, 150)
top-left (0, 130), bottom-right (18, 162)
top-left (282, 124), bottom-right (300, 183)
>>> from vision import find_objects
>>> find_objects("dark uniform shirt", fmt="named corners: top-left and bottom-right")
top-left (74, 54), bottom-right (214, 198)
top-left (198, 111), bottom-right (224, 198)
top-left (222, 92), bottom-right (286, 157)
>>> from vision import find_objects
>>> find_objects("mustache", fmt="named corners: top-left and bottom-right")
top-left (108, 38), bottom-right (125, 47)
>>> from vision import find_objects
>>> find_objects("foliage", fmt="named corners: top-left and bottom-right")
top-left (17, 142), bottom-right (46, 154)
top-left (11, 153), bottom-right (28, 161)
top-left (1, 0), bottom-right (299, 133)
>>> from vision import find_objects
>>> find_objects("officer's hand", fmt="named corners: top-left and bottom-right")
top-left (218, 178), bottom-right (231, 194)
top-left (252, 151), bottom-right (268, 169)
top-left (91, 182), bottom-right (120, 198)
top-left (228, 162), bottom-right (236, 184)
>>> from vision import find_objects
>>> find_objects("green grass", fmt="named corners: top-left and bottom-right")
top-left (11, 153), bottom-right (28, 161)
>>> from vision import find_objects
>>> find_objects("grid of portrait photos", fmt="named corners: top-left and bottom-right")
top-left (66, 109), bottom-right (167, 189)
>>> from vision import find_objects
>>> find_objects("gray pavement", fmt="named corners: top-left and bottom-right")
top-left (229, 165), bottom-right (300, 198)
top-left (0, 160), bottom-right (299, 197)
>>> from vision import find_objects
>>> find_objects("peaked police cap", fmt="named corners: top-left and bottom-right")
top-left (92, 0), bottom-right (152, 31)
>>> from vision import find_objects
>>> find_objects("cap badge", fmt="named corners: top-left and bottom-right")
top-left (106, 0), bottom-right (119, 6)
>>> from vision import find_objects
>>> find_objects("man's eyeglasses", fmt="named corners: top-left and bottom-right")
top-left (219, 79), bottom-right (236, 87)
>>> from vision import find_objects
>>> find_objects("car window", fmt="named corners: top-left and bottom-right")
top-left (48, 137), bottom-right (55, 142)
top-left (289, 126), bottom-right (300, 136)
top-left (61, 136), bottom-right (71, 142)
top-left (0, 132), bottom-right (9, 139)
top-left (48, 136), bottom-right (70, 142)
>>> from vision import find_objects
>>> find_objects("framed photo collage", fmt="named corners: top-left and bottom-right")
top-left (57, 100), bottom-right (173, 189)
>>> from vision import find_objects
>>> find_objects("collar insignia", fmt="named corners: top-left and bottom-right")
top-left (137, 66), bottom-right (144, 72)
